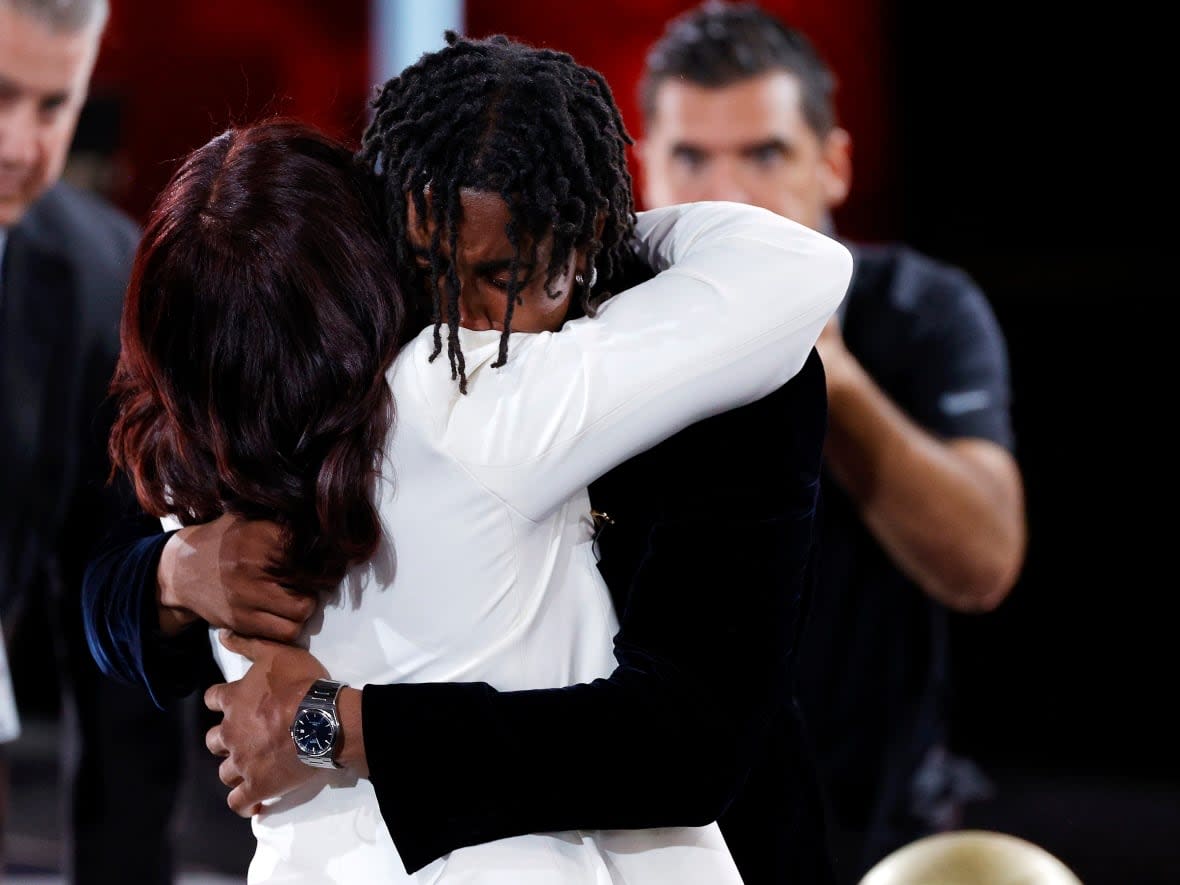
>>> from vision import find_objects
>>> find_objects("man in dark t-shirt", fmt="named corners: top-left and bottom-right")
top-left (638, 5), bottom-right (1027, 881)
top-left (809, 244), bottom-right (1019, 868)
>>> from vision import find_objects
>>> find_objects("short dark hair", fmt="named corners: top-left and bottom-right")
top-left (360, 31), bottom-right (636, 392)
top-left (639, 1), bottom-right (837, 137)
top-left (2, 0), bottom-right (108, 32)
top-left (110, 120), bottom-right (405, 593)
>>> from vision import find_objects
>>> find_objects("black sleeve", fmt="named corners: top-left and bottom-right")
top-left (81, 481), bottom-right (213, 709)
top-left (906, 264), bottom-right (1015, 449)
top-left (362, 350), bottom-right (828, 873)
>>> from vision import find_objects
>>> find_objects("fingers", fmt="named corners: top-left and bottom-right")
top-left (227, 784), bottom-right (264, 819)
top-left (238, 517), bottom-right (286, 553)
top-left (285, 592), bottom-right (318, 624)
top-left (260, 589), bottom-right (316, 626)
top-left (204, 682), bottom-right (226, 713)
top-left (232, 610), bottom-right (308, 645)
top-left (219, 516), bottom-right (313, 620)
top-left (222, 762), bottom-right (265, 816)
top-left (205, 724), bottom-right (228, 757)
top-left (218, 629), bottom-right (260, 658)
top-left (223, 516), bottom-right (286, 574)
top-left (233, 580), bottom-right (316, 627)
top-left (217, 585), bottom-right (314, 641)
top-left (209, 723), bottom-right (259, 817)
top-left (219, 756), bottom-right (243, 790)
top-left (218, 627), bottom-right (299, 658)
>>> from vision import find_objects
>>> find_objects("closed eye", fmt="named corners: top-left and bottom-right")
top-left (486, 273), bottom-right (532, 292)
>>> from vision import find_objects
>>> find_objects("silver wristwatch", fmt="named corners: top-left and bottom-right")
top-left (290, 678), bottom-right (348, 769)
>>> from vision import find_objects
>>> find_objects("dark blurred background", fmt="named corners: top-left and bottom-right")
top-left (9, 1), bottom-right (1172, 882)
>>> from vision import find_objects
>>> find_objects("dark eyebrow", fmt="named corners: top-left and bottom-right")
top-left (0, 74), bottom-right (68, 108)
top-left (670, 141), bottom-right (708, 156)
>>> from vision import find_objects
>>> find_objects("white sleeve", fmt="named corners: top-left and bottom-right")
top-left (447, 200), bottom-right (852, 521)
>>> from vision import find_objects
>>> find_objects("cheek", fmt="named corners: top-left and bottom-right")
top-left (762, 170), bottom-right (825, 224)
top-left (645, 156), bottom-right (700, 200)
top-left (34, 127), bottom-right (72, 187)
top-left (669, 163), bottom-right (712, 196)
top-left (738, 183), bottom-right (796, 219)
top-left (517, 275), bottom-right (575, 332)
top-left (536, 287), bottom-right (574, 330)
top-left (662, 177), bottom-right (706, 203)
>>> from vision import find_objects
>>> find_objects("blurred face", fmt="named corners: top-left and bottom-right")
top-left (0, 4), bottom-right (100, 226)
top-left (639, 70), bottom-right (850, 231)
top-left (405, 188), bottom-right (582, 334)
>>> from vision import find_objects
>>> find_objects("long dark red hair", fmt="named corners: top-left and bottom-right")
top-left (110, 119), bottom-right (405, 592)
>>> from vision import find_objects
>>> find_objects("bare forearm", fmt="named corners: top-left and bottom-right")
top-left (825, 359), bottom-right (1026, 612)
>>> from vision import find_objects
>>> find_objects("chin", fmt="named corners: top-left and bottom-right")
top-left (0, 192), bottom-right (36, 226)
top-left (0, 205), bottom-right (26, 227)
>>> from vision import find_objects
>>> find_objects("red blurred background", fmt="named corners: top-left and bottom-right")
top-left (89, 0), bottom-right (894, 239)
top-left (89, 0), bottom-right (373, 221)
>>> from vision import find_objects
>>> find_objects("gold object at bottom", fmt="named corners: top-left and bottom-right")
top-left (859, 830), bottom-right (1083, 885)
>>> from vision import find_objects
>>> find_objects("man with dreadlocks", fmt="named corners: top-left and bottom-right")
top-left (83, 32), bottom-right (850, 883)
top-left (360, 31), bottom-right (642, 391)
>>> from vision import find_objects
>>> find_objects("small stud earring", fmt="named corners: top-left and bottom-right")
top-left (574, 265), bottom-right (598, 289)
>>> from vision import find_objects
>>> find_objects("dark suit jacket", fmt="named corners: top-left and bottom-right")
top-left (1, 183), bottom-right (137, 619)
top-left (4, 186), bottom-right (196, 885)
top-left (84, 351), bottom-right (834, 884)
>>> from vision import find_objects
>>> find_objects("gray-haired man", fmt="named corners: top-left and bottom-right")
top-left (1, 1), bottom-right (182, 880)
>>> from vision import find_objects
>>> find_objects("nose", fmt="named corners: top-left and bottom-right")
top-left (457, 299), bottom-right (494, 331)
top-left (697, 158), bottom-right (753, 204)
top-left (453, 285), bottom-right (497, 332)
top-left (700, 175), bottom-right (753, 204)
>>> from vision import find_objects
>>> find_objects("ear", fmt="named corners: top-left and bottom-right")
top-left (820, 127), bottom-right (853, 210)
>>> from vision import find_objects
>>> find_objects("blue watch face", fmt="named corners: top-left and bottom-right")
top-left (292, 709), bottom-right (336, 756)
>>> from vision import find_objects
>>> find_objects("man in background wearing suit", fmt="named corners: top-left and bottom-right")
top-left (0, 0), bottom-right (184, 880)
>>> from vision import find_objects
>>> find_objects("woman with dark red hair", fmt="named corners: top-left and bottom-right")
top-left (108, 120), bottom-right (405, 607)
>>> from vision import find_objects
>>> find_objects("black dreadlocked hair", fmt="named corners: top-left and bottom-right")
top-left (360, 31), bottom-right (637, 393)
top-left (639, 2), bottom-right (838, 139)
